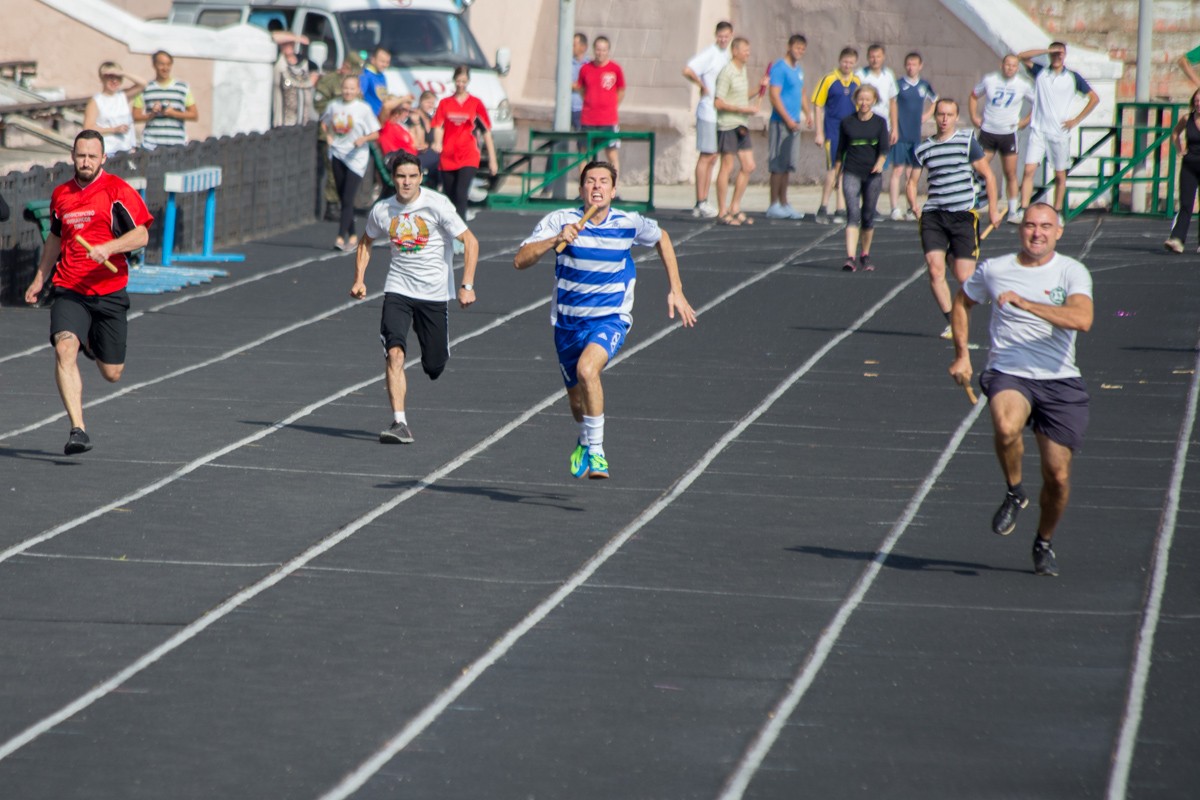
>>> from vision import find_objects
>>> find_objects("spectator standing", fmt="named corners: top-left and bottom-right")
top-left (683, 21), bottom-right (734, 218)
top-left (320, 75), bottom-right (380, 251)
top-left (889, 52), bottom-right (937, 220)
top-left (1017, 43), bottom-right (1099, 219)
top-left (359, 46), bottom-right (391, 115)
top-left (571, 33), bottom-right (588, 130)
top-left (1177, 46), bottom-right (1200, 88)
top-left (314, 53), bottom-right (363, 221)
top-left (83, 61), bottom-right (144, 155)
top-left (812, 48), bottom-right (861, 224)
top-left (713, 37), bottom-right (763, 226)
top-left (379, 95), bottom-right (418, 159)
top-left (432, 65), bottom-right (498, 245)
top-left (970, 54), bottom-right (1034, 224)
top-left (856, 45), bottom-right (900, 213)
top-left (766, 34), bottom-right (812, 220)
top-left (834, 85), bottom-right (888, 272)
top-left (1164, 88), bottom-right (1200, 253)
top-left (132, 50), bottom-right (198, 150)
top-left (411, 89), bottom-right (442, 190)
top-left (22, 131), bottom-right (153, 456)
top-left (271, 34), bottom-right (318, 127)
top-left (576, 36), bottom-right (626, 177)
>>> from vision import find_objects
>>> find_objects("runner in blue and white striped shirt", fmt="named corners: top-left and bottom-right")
top-left (514, 161), bottom-right (697, 480)
top-left (907, 98), bottom-right (1003, 339)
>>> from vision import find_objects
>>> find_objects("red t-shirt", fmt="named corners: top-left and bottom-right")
top-left (432, 94), bottom-right (491, 171)
top-left (379, 120), bottom-right (417, 155)
top-left (578, 60), bottom-right (625, 126)
top-left (49, 170), bottom-right (153, 295)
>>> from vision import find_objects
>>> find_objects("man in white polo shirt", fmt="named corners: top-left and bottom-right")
top-left (1017, 42), bottom-right (1099, 221)
top-left (683, 21), bottom-right (734, 218)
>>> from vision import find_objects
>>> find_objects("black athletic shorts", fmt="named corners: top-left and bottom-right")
top-left (919, 208), bottom-right (980, 261)
top-left (978, 130), bottom-right (1018, 156)
top-left (380, 292), bottom-right (450, 380)
top-left (980, 370), bottom-right (1090, 451)
top-left (49, 286), bottom-right (130, 364)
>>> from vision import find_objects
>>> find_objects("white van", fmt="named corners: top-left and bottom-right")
top-left (168, 0), bottom-right (515, 150)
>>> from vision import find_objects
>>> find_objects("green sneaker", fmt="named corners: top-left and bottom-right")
top-left (587, 450), bottom-right (609, 480)
top-left (570, 441), bottom-right (590, 478)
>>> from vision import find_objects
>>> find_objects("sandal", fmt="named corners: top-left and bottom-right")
top-left (719, 213), bottom-right (743, 226)
top-left (733, 211), bottom-right (754, 225)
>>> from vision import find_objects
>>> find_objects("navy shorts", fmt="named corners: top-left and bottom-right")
top-left (555, 318), bottom-right (628, 388)
top-left (380, 292), bottom-right (449, 380)
top-left (890, 140), bottom-right (919, 166)
top-left (978, 130), bottom-right (1019, 156)
top-left (980, 369), bottom-right (1090, 451)
top-left (49, 286), bottom-right (130, 365)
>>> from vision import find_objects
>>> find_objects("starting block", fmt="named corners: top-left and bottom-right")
top-left (161, 167), bottom-right (245, 266)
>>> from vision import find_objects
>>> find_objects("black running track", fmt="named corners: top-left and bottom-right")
top-left (0, 209), bottom-right (1196, 799)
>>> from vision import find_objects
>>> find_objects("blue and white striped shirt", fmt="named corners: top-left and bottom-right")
top-left (524, 207), bottom-right (662, 329)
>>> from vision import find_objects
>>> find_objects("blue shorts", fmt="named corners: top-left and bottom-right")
top-left (823, 129), bottom-right (840, 170)
top-left (555, 319), bottom-right (628, 388)
top-left (890, 141), bottom-right (919, 167)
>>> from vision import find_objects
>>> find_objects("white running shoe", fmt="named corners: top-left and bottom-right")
top-left (694, 202), bottom-right (718, 218)
top-left (940, 324), bottom-right (953, 340)
top-left (1006, 208), bottom-right (1023, 225)
top-left (766, 203), bottom-right (790, 219)
top-left (890, 207), bottom-right (905, 221)
top-left (783, 204), bottom-right (805, 220)
top-left (1164, 237), bottom-right (1184, 253)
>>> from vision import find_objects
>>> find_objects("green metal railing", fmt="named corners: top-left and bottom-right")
top-left (1057, 101), bottom-right (1186, 220)
top-left (487, 129), bottom-right (655, 212)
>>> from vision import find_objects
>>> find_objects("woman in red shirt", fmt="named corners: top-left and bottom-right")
top-left (432, 65), bottom-right (497, 222)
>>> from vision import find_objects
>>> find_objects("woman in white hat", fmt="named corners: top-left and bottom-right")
top-left (83, 61), bottom-right (145, 154)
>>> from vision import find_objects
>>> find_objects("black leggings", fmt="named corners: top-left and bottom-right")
top-left (441, 166), bottom-right (478, 221)
top-left (331, 158), bottom-right (362, 240)
top-left (1170, 155), bottom-right (1200, 244)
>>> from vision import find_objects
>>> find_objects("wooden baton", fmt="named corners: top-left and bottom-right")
top-left (555, 205), bottom-right (600, 253)
top-left (74, 234), bottom-right (120, 274)
top-left (963, 382), bottom-right (978, 405)
top-left (979, 223), bottom-right (995, 241)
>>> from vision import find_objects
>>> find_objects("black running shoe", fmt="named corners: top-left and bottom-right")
top-left (379, 421), bottom-right (414, 444)
top-left (815, 205), bottom-right (829, 225)
top-left (841, 257), bottom-right (857, 272)
top-left (1032, 536), bottom-right (1059, 577)
top-left (992, 489), bottom-right (1028, 536)
top-left (64, 427), bottom-right (92, 455)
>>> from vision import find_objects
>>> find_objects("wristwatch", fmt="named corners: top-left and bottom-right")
top-left (460, 283), bottom-right (474, 291)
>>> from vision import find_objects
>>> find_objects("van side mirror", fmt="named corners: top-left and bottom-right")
top-left (309, 41), bottom-right (330, 71)
top-left (496, 48), bottom-right (511, 76)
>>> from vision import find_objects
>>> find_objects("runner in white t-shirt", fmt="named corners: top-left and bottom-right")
top-left (970, 54), bottom-right (1035, 223)
top-left (351, 151), bottom-right (479, 445)
top-left (683, 21), bottom-right (733, 217)
top-left (949, 203), bottom-right (1094, 577)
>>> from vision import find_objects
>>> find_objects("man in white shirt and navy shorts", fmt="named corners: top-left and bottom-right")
top-left (683, 21), bottom-right (734, 218)
top-left (949, 203), bottom-right (1094, 577)
top-left (1017, 43), bottom-right (1099, 221)
top-left (970, 54), bottom-right (1034, 224)
top-left (351, 151), bottom-right (480, 444)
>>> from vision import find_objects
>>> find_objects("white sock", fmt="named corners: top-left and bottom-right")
top-left (578, 419), bottom-right (588, 447)
top-left (393, 411), bottom-right (407, 425)
top-left (1008, 198), bottom-right (1019, 213)
top-left (583, 414), bottom-right (605, 457)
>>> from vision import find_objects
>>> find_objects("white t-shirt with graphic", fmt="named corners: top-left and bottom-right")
top-left (963, 251), bottom-right (1093, 380)
top-left (321, 98), bottom-right (380, 177)
top-left (365, 188), bottom-right (468, 301)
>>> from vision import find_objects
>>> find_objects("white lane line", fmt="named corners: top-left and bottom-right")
top-left (0, 223), bottom-right (821, 765)
top-left (317, 254), bottom-right (912, 800)
top-left (1105, 326), bottom-right (1200, 800)
top-left (0, 296), bottom-right (547, 567)
top-left (17, 552), bottom-right (279, 569)
top-left (0, 246), bottom-right (524, 442)
top-left (717, 398), bottom-right (986, 800)
top-left (1078, 216), bottom-right (1105, 261)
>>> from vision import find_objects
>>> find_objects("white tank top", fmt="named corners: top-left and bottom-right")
top-left (92, 91), bottom-right (137, 153)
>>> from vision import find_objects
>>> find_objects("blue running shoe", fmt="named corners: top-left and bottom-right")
top-left (570, 441), bottom-right (590, 478)
top-left (587, 450), bottom-right (609, 480)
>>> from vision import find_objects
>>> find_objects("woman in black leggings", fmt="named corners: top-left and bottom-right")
top-left (432, 65), bottom-right (497, 243)
top-left (1166, 88), bottom-right (1200, 253)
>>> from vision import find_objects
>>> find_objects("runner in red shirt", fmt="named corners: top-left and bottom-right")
top-left (24, 130), bottom-right (153, 455)
top-left (432, 65), bottom-right (497, 229)
top-left (575, 36), bottom-right (626, 176)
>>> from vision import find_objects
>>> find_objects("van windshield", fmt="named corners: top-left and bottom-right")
top-left (338, 10), bottom-right (489, 69)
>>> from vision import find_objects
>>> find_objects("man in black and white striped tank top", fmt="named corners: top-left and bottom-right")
top-left (132, 50), bottom-right (198, 150)
top-left (906, 98), bottom-right (1003, 337)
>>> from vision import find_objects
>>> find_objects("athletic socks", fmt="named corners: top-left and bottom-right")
top-left (583, 414), bottom-right (605, 457)
top-left (1007, 481), bottom-right (1026, 501)
top-left (1008, 198), bottom-right (1020, 214)
top-left (393, 411), bottom-right (407, 425)
top-left (943, 311), bottom-right (952, 323)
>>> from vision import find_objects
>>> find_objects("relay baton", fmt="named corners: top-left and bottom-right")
top-left (555, 205), bottom-right (600, 253)
top-left (74, 234), bottom-right (119, 274)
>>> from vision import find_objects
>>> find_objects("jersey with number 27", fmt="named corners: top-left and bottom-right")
top-left (972, 73), bottom-right (1034, 135)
